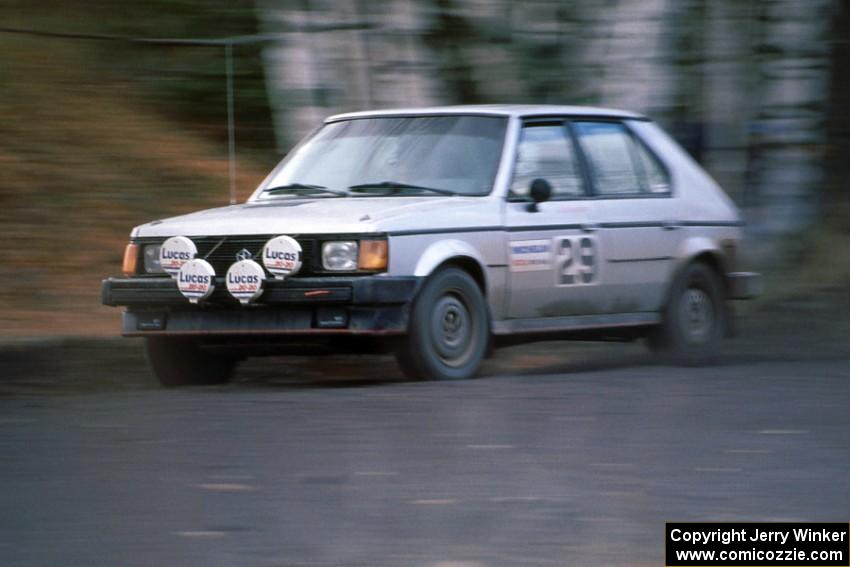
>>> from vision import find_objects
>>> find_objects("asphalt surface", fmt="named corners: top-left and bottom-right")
top-left (2, 356), bottom-right (850, 567)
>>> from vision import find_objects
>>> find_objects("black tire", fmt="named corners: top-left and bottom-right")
top-left (395, 267), bottom-right (489, 381)
top-left (648, 261), bottom-right (725, 365)
top-left (145, 337), bottom-right (236, 387)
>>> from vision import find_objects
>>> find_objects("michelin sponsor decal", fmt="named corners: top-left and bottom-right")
top-left (159, 236), bottom-right (197, 277)
top-left (226, 259), bottom-right (266, 304)
top-left (262, 235), bottom-right (302, 279)
top-left (176, 259), bottom-right (216, 303)
top-left (509, 240), bottom-right (552, 272)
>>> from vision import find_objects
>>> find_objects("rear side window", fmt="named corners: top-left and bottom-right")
top-left (634, 139), bottom-right (671, 193)
top-left (573, 121), bottom-right (670, 196)
top-left (511, 123), bottom-right (586, 198)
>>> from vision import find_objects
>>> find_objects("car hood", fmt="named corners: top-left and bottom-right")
top-left (133, 196), bottom-right (497, 238)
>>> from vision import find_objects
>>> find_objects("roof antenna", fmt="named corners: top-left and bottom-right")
top-left (225, 41), bottom-right (237, 205)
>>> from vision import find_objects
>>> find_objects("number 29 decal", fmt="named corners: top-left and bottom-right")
top-left (557, 236), bottom-right (599, 286)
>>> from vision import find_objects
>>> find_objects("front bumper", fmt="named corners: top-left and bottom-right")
top-left (102, 275), bottom-right (422, 336)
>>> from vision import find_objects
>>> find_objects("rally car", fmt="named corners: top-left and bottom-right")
top-left (102, 105), bottom-right (761, 386)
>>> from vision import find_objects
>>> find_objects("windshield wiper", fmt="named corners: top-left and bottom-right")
top-left (348, 181), bottom-right (456, 197)
top-left (262, 183), bottom-right (350, 197)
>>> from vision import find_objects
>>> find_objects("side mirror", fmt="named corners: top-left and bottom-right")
top-left (527, 178), bottom-right (552, 212)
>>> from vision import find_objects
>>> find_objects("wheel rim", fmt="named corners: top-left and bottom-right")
top-left (678, 287), bottom-right (714, 344)
top-left (429, 290), bottom-right (477, 367)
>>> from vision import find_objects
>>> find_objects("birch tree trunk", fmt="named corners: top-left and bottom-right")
top-left (746, 0), bottom-right (835, 235)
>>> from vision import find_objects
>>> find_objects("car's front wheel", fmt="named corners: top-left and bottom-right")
top-left (649, 261), bottom-right (725, 365)
top-left (145, 337), bottom-right (236, 387)
top-left (395, 267), bottom-right (489, 381)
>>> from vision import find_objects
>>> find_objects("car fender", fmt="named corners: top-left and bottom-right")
top-left (413, 239), bottom-right (488, 287)
top-left (661, 235), bottom-right (726, 305)
top-left (675, 236), bottom-right (724, 271)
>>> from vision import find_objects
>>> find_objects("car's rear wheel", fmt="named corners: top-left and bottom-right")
top-left (395, 267), bottom-right (489, 381)
top-left (649, 261), bottom-right (725, 365)
top-left (145, 337), bottom-right (236, 387)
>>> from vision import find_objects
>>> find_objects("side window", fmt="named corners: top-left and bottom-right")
top-left (510, 123), bottom-right (586, 199)
top-left (634, 140), bottom-right (671, 193)
top-left (573, 121), bottom-right (665, 196)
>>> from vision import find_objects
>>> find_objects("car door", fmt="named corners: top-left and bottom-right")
top-left (570, 120), bottom-right (679, 312)
top-left (505, 119), bottom-right (608, 319)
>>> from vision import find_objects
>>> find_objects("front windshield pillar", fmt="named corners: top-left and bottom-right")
top-left (491, 115), bottom-right (523, 202)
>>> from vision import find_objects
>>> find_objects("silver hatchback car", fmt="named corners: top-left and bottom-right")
top-left (103, 105), bottom-right (761, 386)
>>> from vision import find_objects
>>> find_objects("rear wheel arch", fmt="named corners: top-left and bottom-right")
top-left (680, 250), bottom-right (727, 299)
top-left (650, 256), bottom-right (727, 364)
top-left (673, 236), bottom-right (729, 298)
top-left (692, 250), bottom-right (724, 275)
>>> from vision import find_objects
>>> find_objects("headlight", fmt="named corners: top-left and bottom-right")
top-left (322, 241), bottom-right (358, 271)
top-left (143, 244), bottom-right (165, 274)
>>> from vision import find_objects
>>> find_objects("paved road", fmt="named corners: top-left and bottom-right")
top-left (2, 358), bottom-right (850, 567)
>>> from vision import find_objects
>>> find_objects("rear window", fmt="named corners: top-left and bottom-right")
top-left (573, 121), bottom-right (670, 196)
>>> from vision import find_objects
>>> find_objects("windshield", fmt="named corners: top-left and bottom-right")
top-left (257, 115), bottom-right (508, 199)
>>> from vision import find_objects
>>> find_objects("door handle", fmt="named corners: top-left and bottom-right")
top-left (581, 223), bottom-right (600, 233)
top-left (662, 220), bottom-right (681, 231)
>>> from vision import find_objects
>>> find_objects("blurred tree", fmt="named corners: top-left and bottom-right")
top-left (745, 0), bottom-right (834, 234)
top-left (825, 0), bottom-right (850, 216)
top-left (103, 0), bottom-right (276, 153)
top-left (423, 0), bottom-right (480, 103)
top-left (669, 0), bottom-right (707, 162)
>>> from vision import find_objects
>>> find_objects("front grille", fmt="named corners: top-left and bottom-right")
top-left (196, 235), bottom-right (318, 275)
top-left (140, 235), bottom-right (318, 276)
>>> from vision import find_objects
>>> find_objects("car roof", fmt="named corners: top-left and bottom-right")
top-left (327, 104), bottom-right (648, 122)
